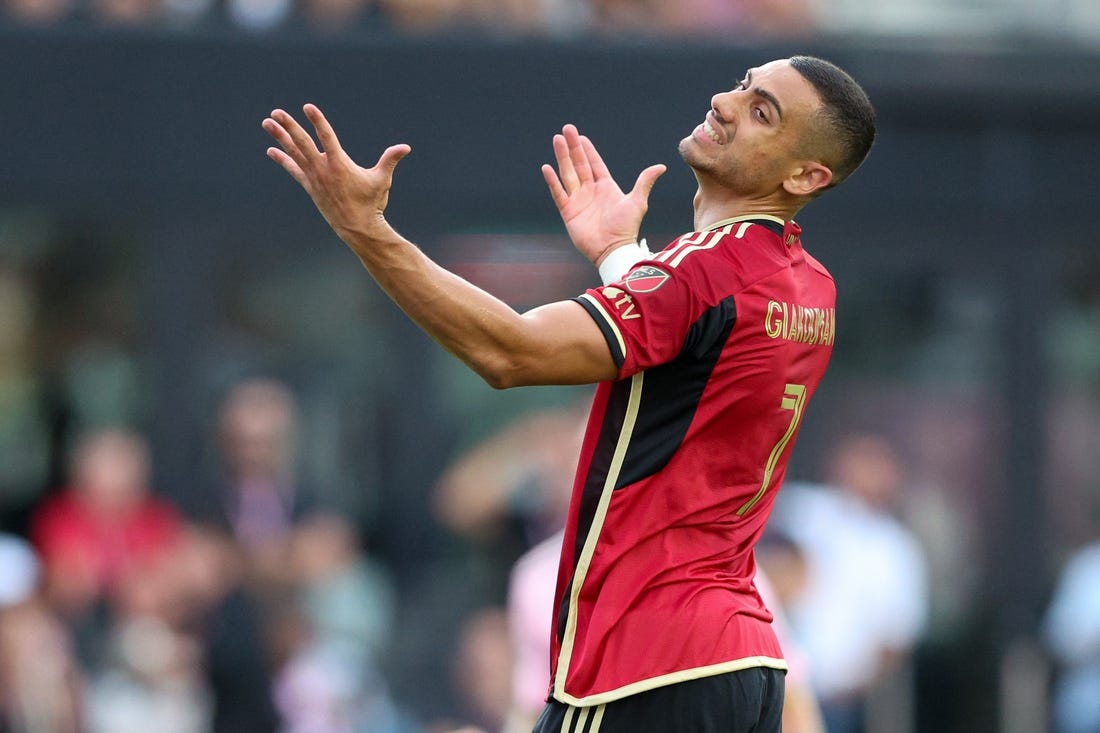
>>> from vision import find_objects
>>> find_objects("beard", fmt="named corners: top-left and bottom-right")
top-left (679, 135), bottom-right (733, 187)
top-left (678, 136), bottom-right (711, 174)
top-left (679, 135), bottom-right (782, 196)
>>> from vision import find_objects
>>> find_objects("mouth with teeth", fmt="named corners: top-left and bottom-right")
top-left (693, 115), bottom-right (725, 146)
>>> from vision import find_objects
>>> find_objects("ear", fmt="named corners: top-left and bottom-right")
top-left (782, 161), bottom-right (833, 197)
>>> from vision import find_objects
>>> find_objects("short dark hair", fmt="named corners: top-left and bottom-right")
top-left (789, 55), bottom-right (876, 186)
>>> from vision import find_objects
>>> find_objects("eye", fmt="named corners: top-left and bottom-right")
top-left (734, 80), bottom-right (747, 91)
top-left (753, 106), bottom-right (769, 123)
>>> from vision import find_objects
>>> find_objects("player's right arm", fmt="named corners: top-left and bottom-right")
top-left (262, 105), bottom-right (618, 389)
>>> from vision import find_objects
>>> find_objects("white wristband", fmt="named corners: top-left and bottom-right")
top-left (598, 239), bottom-right (650, 285)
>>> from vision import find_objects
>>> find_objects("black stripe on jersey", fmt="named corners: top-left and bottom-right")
top-left (556, 374), bottom-right (634, 641)
top-left (573, 296), bottom-right (625, 368)
top-left (557, 296), bottom-right (737, 641)
top-left (556, 565), bottom-right (577, 645)
top-left (747, 218), bottom-right (784, 237)
top-left (615, 295), bottom-right (737, 489)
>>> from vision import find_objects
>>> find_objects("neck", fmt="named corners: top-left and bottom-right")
top-left (691, 179), bottom-right (802, 231)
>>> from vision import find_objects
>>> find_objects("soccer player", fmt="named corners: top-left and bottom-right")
top-left (262, 55), bottom-right (875, 733)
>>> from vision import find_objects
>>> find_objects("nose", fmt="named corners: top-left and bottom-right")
top-left (710, 89), bottom-right (737, 121)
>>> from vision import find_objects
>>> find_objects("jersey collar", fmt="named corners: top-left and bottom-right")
top-left (704, 214), bottom-right (786, 238)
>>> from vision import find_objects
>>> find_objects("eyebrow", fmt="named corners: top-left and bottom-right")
top-left (744, 69), bottom-right (783, 121)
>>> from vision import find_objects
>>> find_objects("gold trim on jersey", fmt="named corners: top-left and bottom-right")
top-left (666, 230), bottom-right (725, 268)
top-left (555, 656), bottom-right (789, 708)
top-left (575, 706), bottom-right (590, 732)
top-left (652, 215), bottom-right (783, 269)
top-left (560, 705), bottom-right (575, 733)
top-left (558, 704), bottom-right (607, 733)
top-left (651, 230), bottom-right (719, 268)
top-left (577, 293), bottom-right (627, 363)
top-left (554, 372), bottom-right (645, 703)
top-left (590, 704), bottom-right (606, 732)
top-left (704, 213), bottom-right (785, 232)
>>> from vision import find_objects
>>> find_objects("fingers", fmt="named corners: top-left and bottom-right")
top-left (552, 133), bottom-right (579, 194)
top-left (541, 163), bottom-right (569, 210)
top-left (262, 112), bottom-right (313, 176)
top-left (265, 106), bottom-right (412, 185)
top-left (579, 135), bottom-right (611, 181)
top-left (562, 124), bottom-right (594, 187)
top-left (630, 164), bottom-right (667, 200)
top-left (551, 125), bottom-right (607, 196)
top-left (303, 103), bottom-right (344, 157)
top-left (376, 144), bottom-right (412, 173)
top-left (265, 146), bottom-right (309, 188)
top-left (267, 108), bottom-right (323, 169)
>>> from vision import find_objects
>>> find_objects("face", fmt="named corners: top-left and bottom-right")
top-left (679, 59), bottom-right (827, 197)
top-left (73, 431), bottom-right (150, 513)
top-left (223, 402), bottom-right (294, 480)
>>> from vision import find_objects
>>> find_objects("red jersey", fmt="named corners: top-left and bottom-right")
top-left (553, 214), bottom-right (836, 705)
top-left (32, 489), bottom-right (182, 590)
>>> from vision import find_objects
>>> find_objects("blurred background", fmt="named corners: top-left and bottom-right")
top-left (1, 1), bottom-right (1099, 732)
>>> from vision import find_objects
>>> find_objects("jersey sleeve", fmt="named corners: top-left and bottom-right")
top-left (574, 256), bottom-right (730, 379)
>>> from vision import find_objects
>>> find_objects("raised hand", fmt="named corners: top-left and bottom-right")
top-left (262, 104), bottom-right (411, 244)
top-left (542, 124), bottom-right (665, 266)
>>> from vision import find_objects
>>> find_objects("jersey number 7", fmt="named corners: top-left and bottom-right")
top-left (737, 383), bottom-right (807, 516)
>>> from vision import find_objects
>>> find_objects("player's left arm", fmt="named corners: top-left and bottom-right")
top-left (262, 105), bottom-right (617, 388)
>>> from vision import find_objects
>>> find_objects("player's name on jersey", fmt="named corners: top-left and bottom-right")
top-left (764, 300), bottom-right (835, 346)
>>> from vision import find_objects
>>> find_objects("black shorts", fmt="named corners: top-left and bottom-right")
top-left (531, 667), bottom-right (785, 733)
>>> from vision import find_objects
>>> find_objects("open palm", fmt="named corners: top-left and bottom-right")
top-left (262, 104), bottom-right (411, 244)
top-left (542, 125), bottom-right (665, 266)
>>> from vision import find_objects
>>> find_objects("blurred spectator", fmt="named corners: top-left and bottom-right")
top-left (171, 524), bottom-right (281, 733)
top-left (372, 0), bottom-right (456, 32)
top-left (83, 611), bottom-right (210, 733)
top-left (0, 533), bottom-right (83, 733)
top-left (1, 0), bottom-right (1096, 39)
top-left (225, 0), bottom-right (293, 32)
top-left (191, 378), bottom-right (314, 592)
top-left (755, 566), bottom-right (827, 733)
top-left (1, 0), bottom-right (74, 24)
top-left (377, 0), bottom-right (546, 35)
top-left (503, 530), bottom-right (561, 733)
top-left (90, 0), bottom-right (162, 25)
top-left (414, 401), bottom-right (585, 723)
top-left (30, 428), bottom-right (183, 623)
top-left (587, 0), bottom-right (657, 35)
top-left (289, 512), bottom-right (397, 665)
top-left (590, 0), bottom-right (817, 37)
top-left (271, 605), bottom-right (413, 733)
top-left (1042, 538), bottom-right (1100, 733)
top-left (433, 401), bottom-right (585, 549)
top-left (0, 534), bottom-right (39, 609)
top-left (269, 514), bottom-right (408, 733)
top-left (773, 433), bottom-right (930, 733)
top-left (535, 0), bottom-right (589, 37)
top-left (298, 0), bottom-right (377, 34)
top-left (449, 607), bottom-right (512, 733)
top-left (465, 409), bottom-right (600, 733)
top-left (755, 531), bottom-right (810, 618)
top-left (755, 532), bottom-right (826, 733)
top-left (656, 0), bottom-right (815, 37)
